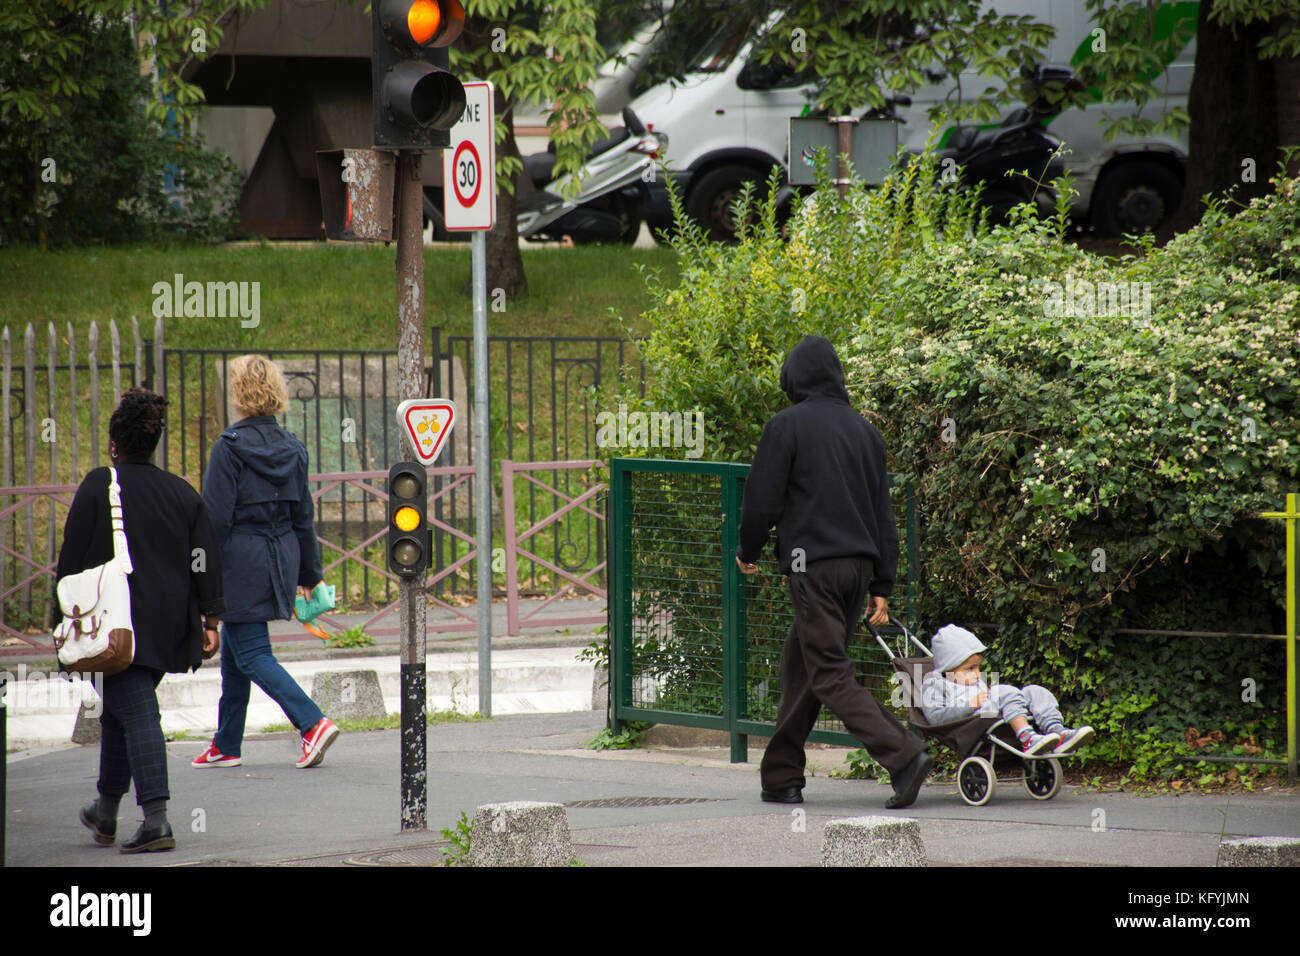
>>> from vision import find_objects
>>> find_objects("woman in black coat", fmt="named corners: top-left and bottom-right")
top-left (56, 388), bottom-right (225, 854)
top-left (193, 354), bottom-right (339, 771)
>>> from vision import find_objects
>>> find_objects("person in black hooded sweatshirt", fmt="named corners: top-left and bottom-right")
top-left (737, 335), bottom-right (933, 809)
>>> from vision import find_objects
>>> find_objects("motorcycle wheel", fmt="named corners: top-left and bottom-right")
top-left (614, 206), bottom-right (643, 245)
top-left (566, 194), bottom-right (642, 245)
top-left (1090, 160), bottom-right (1182, 236)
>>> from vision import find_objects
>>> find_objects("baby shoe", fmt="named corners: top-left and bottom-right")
top-left (1053, 726), bottom-right (1095, 754)
top-left (1020, 731), bottom-right (1061, 755)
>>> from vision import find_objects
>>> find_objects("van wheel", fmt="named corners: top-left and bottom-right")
top-left (1090, 161), bottom-right (1182, 235)
top-left (687, 165), bottom-right (763, 242)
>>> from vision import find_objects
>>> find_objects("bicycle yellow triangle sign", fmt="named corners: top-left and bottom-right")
top-left (397, 398), bottom-right (457, 465)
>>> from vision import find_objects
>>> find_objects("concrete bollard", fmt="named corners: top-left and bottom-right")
top-left (468, 801), bottom-right (573, 867)
top-left (822, 815), bottom-right (926, 867)
top-left (310, 670), bottom-right (385, 721)
top-left (592, 664), bottom-right (609, 712)
top-left (70, 702), bottom-right (102, 745)
top-left (1217, 836), bottom-right (1300, 867)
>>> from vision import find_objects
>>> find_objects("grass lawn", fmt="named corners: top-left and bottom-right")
top-left (0, 241), bottom-right (677, 347)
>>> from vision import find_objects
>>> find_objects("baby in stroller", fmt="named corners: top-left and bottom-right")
top-left (920, 624), bottom-right (1094, 756)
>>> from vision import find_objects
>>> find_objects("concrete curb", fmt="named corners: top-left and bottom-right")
top-left (4, 645), bottom-right (594, 748)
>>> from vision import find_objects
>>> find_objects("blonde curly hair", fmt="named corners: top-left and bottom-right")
top-left (228, 354), bottom-right (288, 418)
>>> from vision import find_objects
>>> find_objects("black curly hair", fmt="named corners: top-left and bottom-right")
top-left (108, 387), bottom-right (168, 462)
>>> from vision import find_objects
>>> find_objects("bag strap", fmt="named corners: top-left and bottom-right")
top-left (107, 466), bottom-right (133, 575)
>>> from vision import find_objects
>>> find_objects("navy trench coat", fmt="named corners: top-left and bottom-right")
top-left (201, 415), bottom-right (323, 624)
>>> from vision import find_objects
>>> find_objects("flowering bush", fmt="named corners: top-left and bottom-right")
top-left (610, 152), bottom-right (1299, 777)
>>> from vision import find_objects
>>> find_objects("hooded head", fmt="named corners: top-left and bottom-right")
top-left (779, 335), bottom-right (852, 404)
top-left (930, 624), bottom-right (988, 676)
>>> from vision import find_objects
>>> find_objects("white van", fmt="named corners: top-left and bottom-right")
top-left (626, 0), bottom-right (1197, 239)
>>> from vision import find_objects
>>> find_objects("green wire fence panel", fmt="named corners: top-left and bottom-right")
top-left (610, 457), bottom-right (920, 761)
top-left (623, 466), bottom-right (727, 720)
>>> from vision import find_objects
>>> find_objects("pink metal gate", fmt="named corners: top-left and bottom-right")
top-left (0, 460), bottom-right (607, 652)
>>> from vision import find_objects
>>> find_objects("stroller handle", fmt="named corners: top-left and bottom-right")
top-left (865, 614), bottom-right (932, 660)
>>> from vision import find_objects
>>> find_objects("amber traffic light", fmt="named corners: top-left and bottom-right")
top-left (372, 0), bottom-right (467, 148)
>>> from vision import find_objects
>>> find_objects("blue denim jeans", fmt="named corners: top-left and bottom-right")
top-left (985, 683), bottom-right (1065, 730)
top-left (213, 621), bottom-right (324, 757)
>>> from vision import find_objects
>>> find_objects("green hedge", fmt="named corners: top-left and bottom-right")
top-left (607, 154), bottom-right (1299, 779)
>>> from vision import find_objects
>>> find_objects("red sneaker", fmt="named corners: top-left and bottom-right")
top-left (192, 742), bottom-right (242, 768)
top-left (297, 717), bottom-right (339, 768)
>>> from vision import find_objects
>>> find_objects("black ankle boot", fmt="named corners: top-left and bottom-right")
top-left (79, 801), bottom-right (116, 846)
top-left (120, 820), bottom-right (176, 854)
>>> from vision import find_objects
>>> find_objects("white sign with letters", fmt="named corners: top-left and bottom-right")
top-left (442, 80), bottom-right (496, 230)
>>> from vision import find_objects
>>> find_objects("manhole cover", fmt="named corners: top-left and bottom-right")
top-left (564, 796), bottom-right (727, 809)
top-left (347, 845), bottom-right (448, 866)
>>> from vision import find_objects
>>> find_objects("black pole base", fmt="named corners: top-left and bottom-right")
top-left (400, 663), bottom-right (427, 831)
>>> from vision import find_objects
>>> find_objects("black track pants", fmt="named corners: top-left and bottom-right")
top-left (760, 557), bottom-right (924, 791)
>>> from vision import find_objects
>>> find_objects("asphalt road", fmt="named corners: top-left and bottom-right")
top-left (7, 710), bottom-right (1299, 867)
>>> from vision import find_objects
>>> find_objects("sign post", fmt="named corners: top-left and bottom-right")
top-left (1260, 492), bottom-right (1299, 782)
top-left (443, 81), bottom-right (496, 717)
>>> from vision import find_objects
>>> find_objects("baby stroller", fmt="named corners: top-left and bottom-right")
top-left (867, 616), bottom-right (1063, 806)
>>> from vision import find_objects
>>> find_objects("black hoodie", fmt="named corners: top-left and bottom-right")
top-left (736, 335), bottom-right (899, 594)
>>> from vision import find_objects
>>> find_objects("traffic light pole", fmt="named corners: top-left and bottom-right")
top-left (395, 150), bottom-right (428, 831)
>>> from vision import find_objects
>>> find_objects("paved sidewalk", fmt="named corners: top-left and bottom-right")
top-left (0, 595), bottom-right (607, 667)
top-left (7, 710), bottom-right (1299, 867)
top-left (4, 645), bottom-right (597, 747)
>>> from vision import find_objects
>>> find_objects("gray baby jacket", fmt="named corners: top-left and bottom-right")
top-left (920, 624), bottom-right (990, 725)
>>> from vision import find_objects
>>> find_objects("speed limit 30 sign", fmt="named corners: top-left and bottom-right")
top-left (442, 80), bottom-right (496, 231)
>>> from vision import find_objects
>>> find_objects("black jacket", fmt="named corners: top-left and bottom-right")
top-left (54, 462), bottom-right (226, 673)
top-left (736, 335), bottom-right (900, 595)
top-left (201, 416), bottom-right (323, 623)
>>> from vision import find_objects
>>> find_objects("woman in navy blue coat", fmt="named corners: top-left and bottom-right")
top-left (193, 355), bottom-right (339, 770)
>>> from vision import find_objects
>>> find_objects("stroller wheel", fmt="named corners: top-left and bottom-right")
top-left (958, 756), bottom-right (996, 806)
top-left (1022, 757), bottom-right (1062, 800)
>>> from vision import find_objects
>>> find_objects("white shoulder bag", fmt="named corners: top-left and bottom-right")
top-left (53, 466), bottom-right (135, 676)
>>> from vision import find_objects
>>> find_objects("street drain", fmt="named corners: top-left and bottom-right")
top-left (347, 845), bottom-right (447, 866)
top-left (564, 796), bottom-right (727, 809)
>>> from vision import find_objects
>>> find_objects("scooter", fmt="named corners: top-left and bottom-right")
top-left (921, 64), bottom-right (1081, 223)
top-left (775, 64), bottom-right (1080, 229)
top-left (516, 107), bottom-right (667, 243)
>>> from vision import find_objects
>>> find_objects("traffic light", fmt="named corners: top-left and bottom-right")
top-left (372, 0), bottom-right (468, 148)
top-left (387, 462), bottom-right (429, 577)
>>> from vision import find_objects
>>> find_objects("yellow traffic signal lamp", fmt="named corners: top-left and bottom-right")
top-left (381, 0), bottom-right (464, 47)
top-left (387, 461), bottom-right (430, 577)
top-left (373, 0), bottom-right (467, 148)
